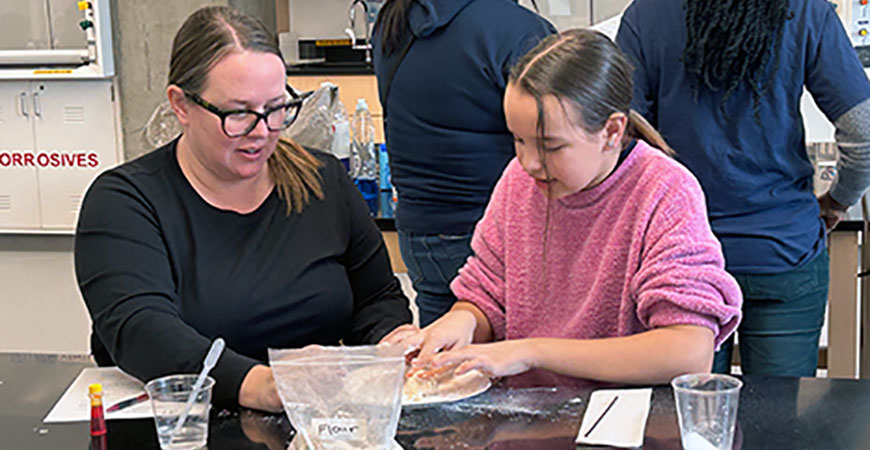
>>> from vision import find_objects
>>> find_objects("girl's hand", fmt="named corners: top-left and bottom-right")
top-left (431, 340), bottom-right (535, 378)
top-left (408, 310), bottom-right (479, 368)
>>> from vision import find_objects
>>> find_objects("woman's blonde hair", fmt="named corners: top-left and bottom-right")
top-left (168, 6), bottom-right (324, 214)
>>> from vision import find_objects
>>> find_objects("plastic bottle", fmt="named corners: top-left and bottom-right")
top-left (88, 383), bottom-right (107, 450)
top-left (378, 143), bottom-right (395, 218)
top-left (350, 98), bottom-right (379, 216)
top-left (325, 82), bottom-right (352, 172)
top-left (331, 104), bottom-right (351, 172)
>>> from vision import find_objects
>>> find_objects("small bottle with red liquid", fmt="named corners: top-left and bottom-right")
top-left (88, 383), bottom-right (107, 450)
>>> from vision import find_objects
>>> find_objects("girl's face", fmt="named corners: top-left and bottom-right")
top-left (174, 49), bottom-right (287, 183)
top-left (504, 84), bottom-right (625, 200)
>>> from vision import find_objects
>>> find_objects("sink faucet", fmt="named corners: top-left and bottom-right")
top-left (346, 0), bottom-right (372, 64)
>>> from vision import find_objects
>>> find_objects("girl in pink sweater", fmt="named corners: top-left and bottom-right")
top-left (384, 29), bottom-right (742, 384)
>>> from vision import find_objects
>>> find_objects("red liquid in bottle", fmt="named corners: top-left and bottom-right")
top-left (89, 383), bottom-right (107, 450)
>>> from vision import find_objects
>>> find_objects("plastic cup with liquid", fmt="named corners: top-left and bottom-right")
top-left (144, 374), bottom-right (215, 449)
top-left (671, 373), bottom-right (742, 450)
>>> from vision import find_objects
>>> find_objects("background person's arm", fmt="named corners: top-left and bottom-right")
top-left (806, 7), bottom-right (870, 227)
top-left (820, 99), bottom-right (870, 230)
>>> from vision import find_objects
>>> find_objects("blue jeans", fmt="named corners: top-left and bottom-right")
top-left (398, 231), bottom-right (474, 327)
top-left (713, 250), bottom-right (829, 377)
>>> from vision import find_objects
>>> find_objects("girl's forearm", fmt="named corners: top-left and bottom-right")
top-left (523, 325), bottom-right (715, 384)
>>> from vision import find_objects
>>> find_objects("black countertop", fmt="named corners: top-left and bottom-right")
top-left (4, 352), bottom-right (870, 449)
top-left (833, 219), bottom-right (865, 232)
top-left (286, 62), bottom-right (374, 76)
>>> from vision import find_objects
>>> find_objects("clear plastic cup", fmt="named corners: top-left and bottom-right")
top-left (144, 374), bottom-right (215, 449)
top-left (671, 373), bottom-right (742, 450)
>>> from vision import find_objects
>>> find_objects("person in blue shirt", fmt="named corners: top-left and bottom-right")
top-left (616, 0), bottom-right (870, 376)
top-left (372, 0), bottom-right (555, 326)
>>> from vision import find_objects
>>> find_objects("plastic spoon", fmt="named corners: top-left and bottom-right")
top-left (170, 337), bottom-right (225, 438)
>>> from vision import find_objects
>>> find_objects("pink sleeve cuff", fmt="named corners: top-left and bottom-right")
top-left (643, 300), bottom-right (740, 349)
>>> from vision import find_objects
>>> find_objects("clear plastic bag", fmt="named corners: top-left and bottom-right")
top-left (283, 83), bottom-right (350, 160)
top-left (144, 101), bottom-right (182, 149)
top-left (269, 345), bottom-right (405, 450)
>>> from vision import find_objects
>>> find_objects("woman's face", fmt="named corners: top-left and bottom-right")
top-left (181, 49), bottom-right (287, 182)
top-left (504, 84), bottom-right (622, 200)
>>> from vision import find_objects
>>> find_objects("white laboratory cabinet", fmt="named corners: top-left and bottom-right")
top-left (0, 0), bottom-right (119, 232)
top-left (0, 80), bottom-right (119, 230)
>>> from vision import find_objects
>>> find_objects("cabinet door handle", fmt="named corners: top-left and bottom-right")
top-left (33, 91), bottom-right (42, 118)
top-left (19, 92), bottom-right (28, 117)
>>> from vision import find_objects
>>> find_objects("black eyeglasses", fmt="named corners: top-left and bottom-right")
top-left (183, 86), bottom-right (313, 138)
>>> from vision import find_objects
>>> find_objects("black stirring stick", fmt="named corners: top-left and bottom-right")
top-left (584, 395), bottom-right (620, 438)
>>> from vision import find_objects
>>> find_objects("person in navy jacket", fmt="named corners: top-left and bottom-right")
top-left (372, 0), bottom-right (555, 326)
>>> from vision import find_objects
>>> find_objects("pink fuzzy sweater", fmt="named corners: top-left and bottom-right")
top-left (451, 141), bottom-right (742, 347)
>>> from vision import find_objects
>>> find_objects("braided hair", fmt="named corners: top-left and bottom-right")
top-left (682, 0), bottom-right (790, 117)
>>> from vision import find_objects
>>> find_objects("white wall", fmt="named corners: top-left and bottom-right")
top-left (0, 234), bottom-right (91, 353)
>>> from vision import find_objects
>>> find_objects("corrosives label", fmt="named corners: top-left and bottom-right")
top-left (312, 418), bottom-right (366, 441)
top-left (0, 151), bottom-right (99, 168)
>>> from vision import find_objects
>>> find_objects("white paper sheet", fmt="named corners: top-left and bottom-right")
top-left (44, 367), bottom-right (151, 423)
top-left (575, 388), bottom-right (652, 448)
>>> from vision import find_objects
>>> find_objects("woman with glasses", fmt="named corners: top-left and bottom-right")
top-left (74, 6), bottom-right (412, 412)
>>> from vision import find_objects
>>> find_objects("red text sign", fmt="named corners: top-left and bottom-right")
top-left (0, 151), bottom-right (100, 168)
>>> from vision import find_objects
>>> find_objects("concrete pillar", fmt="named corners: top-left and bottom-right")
top-left (110, 0), bottom-right (228, 160)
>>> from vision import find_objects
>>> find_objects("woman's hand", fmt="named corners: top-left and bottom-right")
top-left (238, 365), bottom-right (283, 413)
top-left (381, 311), bottom-right (478, 362)
top-left (380, 324), bottom-right (422, 347)
top-left (431, 340), bottom-right (535, 378)
top-left (381, 309), bottom-right (480, 368)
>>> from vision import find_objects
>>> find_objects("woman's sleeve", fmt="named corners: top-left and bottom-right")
top-left (615, 5), bottom-right (657, 126)
top-left (75, 172), bottom-right (257, 406)
top-left (630, 169), bottom-right (743, 348)
top-left (333, 160), bottom-right (412, 344)
top-left (450, 163), bottom-right (511, 340)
